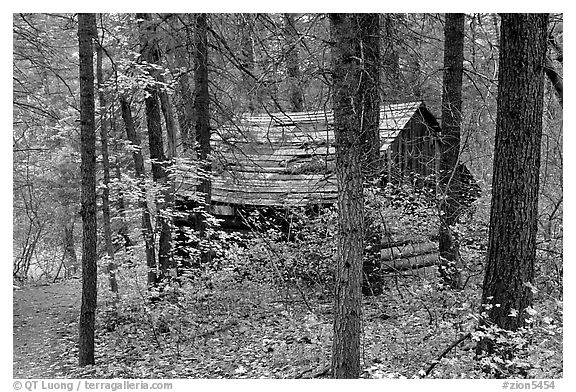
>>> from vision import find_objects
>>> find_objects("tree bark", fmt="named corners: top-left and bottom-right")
top-left (173, 14), bottom-right (195, 154)
top-left (119, 96), bottom-right (157, 286)
top-left (194, 13), bottom-right (212, 266)
top-left (283, 13), bottom-right (304, 112)
top-left (78, 12), bottom-right (97, 367)
top-left (239, 14), bottom-right (256, 113)
top-left (63, 219), bottom-right (78, 276)
top-left (330, 13), bottom-right (366, 379)
top-left (353, 14), bottom-right (382, 295)
top-left (159, 90), bottom-right (178, 160)
top-left (96, 29), bottom-right (118, 294)
top-left (438, 13), bottom-right (465, 290)
top-left (479, 13), bottom-right (548, 350)
top-left (382, 14), bottom-right (403, 100)
top-left (114, 159), bottom-right (129, 235)
top-left (358, 14), bottom-right (381, 178)
top-left (137, 13), bottom-right (173, 282)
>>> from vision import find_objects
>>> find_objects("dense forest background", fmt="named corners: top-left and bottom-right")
top-left (12, 13), bottom-right (562, 379)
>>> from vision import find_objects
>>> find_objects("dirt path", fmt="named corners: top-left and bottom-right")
top-left (13, 280), bottom-right (81, 378)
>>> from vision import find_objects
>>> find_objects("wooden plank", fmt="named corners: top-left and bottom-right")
top-left (223, 147), bottom-right (335, 157)
top-left (220, 157), bottom-right (334, 167)
top-left (214, 176), bottom-right (337, 186)
top-left (211, 191), bottom-right (338, 207)
top-left (218, 166), bottom-right (296, 174)
top-left (212, 186), bottom-right (337, 196)
top-left (216, 173), bottom-right (336, 181)
top-left (213, 187), bottom-right (338, 196)
top-left (212, 192), bottom-right (338, 203)
top-left (381, 242), bottom-right (437, 261)
top-left (214, 181), bottom-right (336, 191)
top-left (217, 165), bottom-right (335, 175)
top-left (212, 138), bottom-right (334, 147)
top-left (182, 181), bottom-right (333, 201)
top-left (213, 183), bottom-right (337, 194)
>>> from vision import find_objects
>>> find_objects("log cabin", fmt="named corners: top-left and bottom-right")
top-left (173, 101), bottom-right (480, 273)
top-left (175, 101), bottom-right (456, 218)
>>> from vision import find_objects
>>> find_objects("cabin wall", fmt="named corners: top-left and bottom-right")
top-left (385, 112), bottom-right (438, 185)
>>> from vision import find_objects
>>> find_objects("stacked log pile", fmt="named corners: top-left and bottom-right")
top-left (367, 238), bottom-right (440, 273)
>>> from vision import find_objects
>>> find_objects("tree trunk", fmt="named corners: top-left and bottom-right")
top-left (330, 13), bottom-right (366, 379)
top-left (78, 12), bottom-right (97, 367)
top-left (478, 13), bottom-right (548, 351)
top-left (119, 96), bottom-right (157, 286)
top-left (16, 221), bottom-right (43, 280)
top-left (239, 14), bottom-right (256, 113)
top-left (173, 15), bottom-right (195, 154)
top-left (354, 14), bottom-right (382, 295)
top-left (194, 13), bottom-right (212, 266)
top-left (438, 13), bottom-right (465, 290)
top-left (137, 13), bottom-right (173, 282)
top-left (96, 30), bottom-right (118, 294)
top-left (114, 160), bottom-right (129, 235)
top-left (358, 14), bottom-right (381, 177)
top-left (283, 13), bottom-right (304, 112)
top-left (63, 219), bottom-right (78, 276)
top-left (382, 14), bottom-right (403, 100)
top-left (407, 47), bottom-right (422, 100)
top-left (159, 90), bottom-right (178, 159)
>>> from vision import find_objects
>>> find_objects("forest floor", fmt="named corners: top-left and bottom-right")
top-left (13, 279), bottom-right (82, 378)
top-left (12, 268), bottom-right (483, 379)
top-left (12, 263), bottom-right (562, 379)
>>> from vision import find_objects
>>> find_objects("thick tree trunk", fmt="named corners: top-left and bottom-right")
top-left (283, 13), bottom-right (304, 112)
top-left (119, 96), bottom-right (157, 285)
top-left (194, 13), bottom-right (212, 266)
top-left (478, 13), bottom-right (548, 351)
top-left (438, 13), bottom-right (465, 290)
top-left (78, 12), bottom-right (97, 367)
top-left (138, 13), bottom-right (173, 282)
top-left (96, 33), bottom-right (118, 294)
top-left (353, 14), bottom-right (382, 295)
top-left (330, 13), bottom-right (366, 379)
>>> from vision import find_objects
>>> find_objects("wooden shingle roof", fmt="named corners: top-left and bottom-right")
top-left (178, 101), bottom-right (431, 207)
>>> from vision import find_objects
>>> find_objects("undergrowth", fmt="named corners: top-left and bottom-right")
top-left (55, 184), bottom-right (563, 379)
